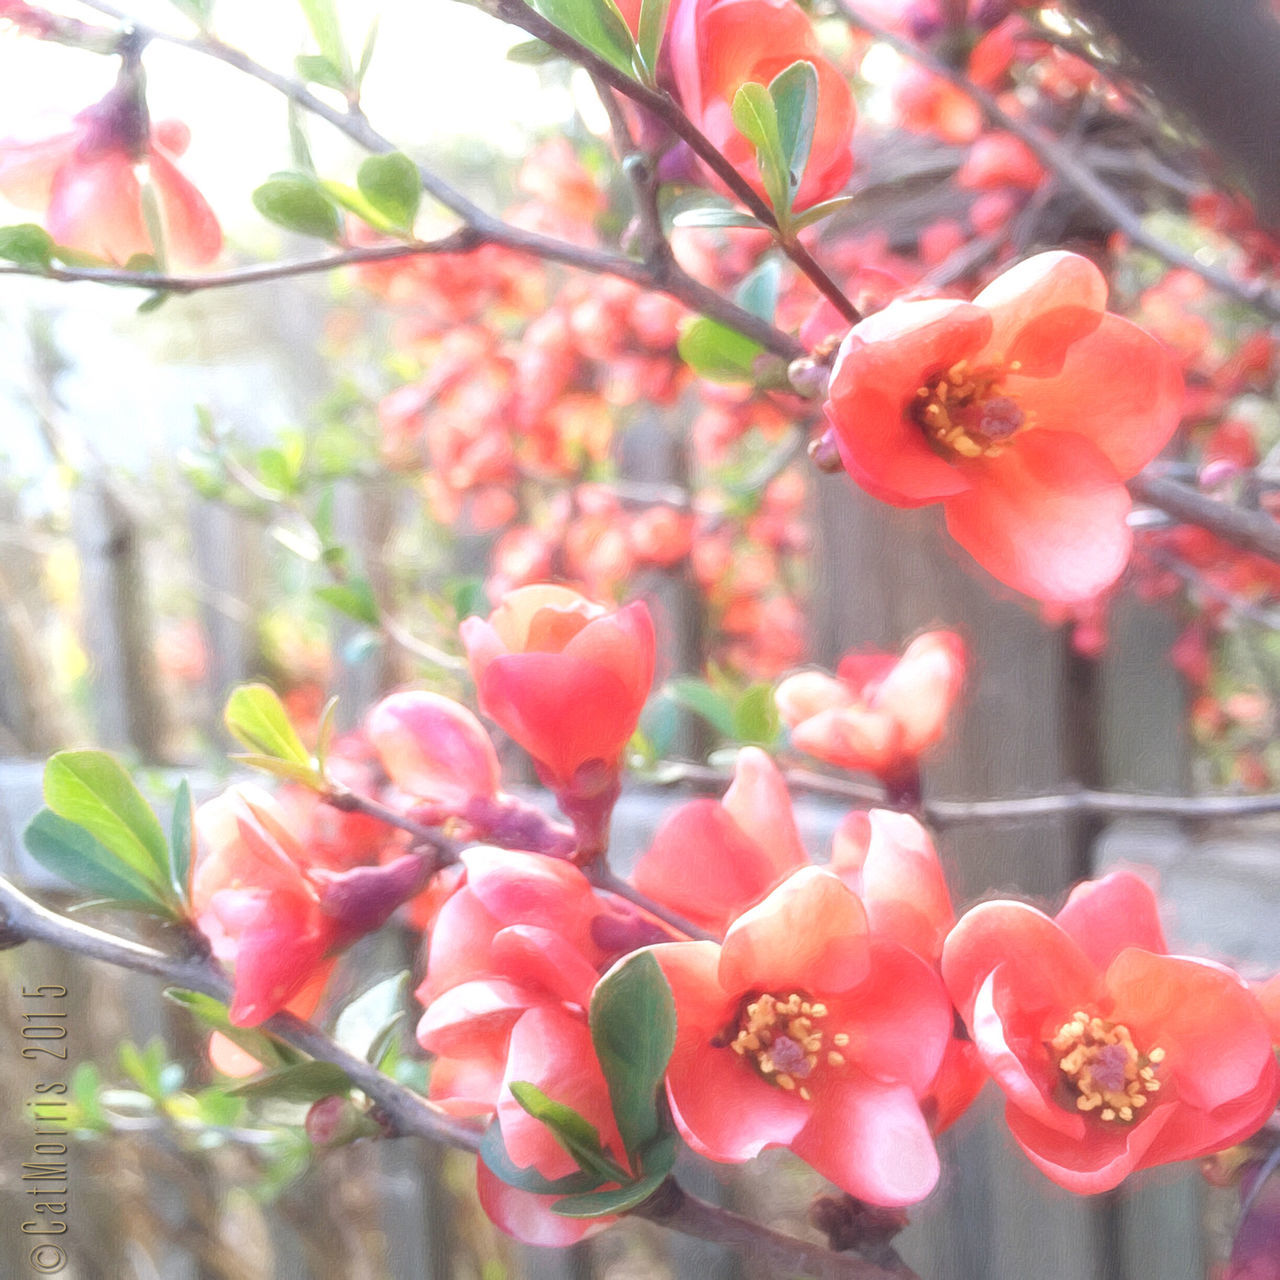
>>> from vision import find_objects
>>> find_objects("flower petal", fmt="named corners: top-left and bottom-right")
top-left (719, 868), bottom-right (871, 997)
top-left (476, 1163), bottom-right (610, 1247)
top-left (1054, 871), bottom-right (1167, 970)
top-left (942, 430), bottom-right (1133, 603)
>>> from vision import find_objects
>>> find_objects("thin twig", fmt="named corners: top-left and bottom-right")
top-left (1129, 474), bottom-right (1280, 565)
top-left (833, 2), bottom-right (1280, 322)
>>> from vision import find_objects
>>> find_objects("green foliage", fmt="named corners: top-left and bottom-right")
top-left (298, 0), bottom-right (353, 86)
top-left (314, 576), bottom-right (381, 625)
top-left (671, 205), bottom-right (763, 230)
top-left (333, 972), bottom-right (409, 1068)
top-left (478, 1120), bottom-right (602, 1196)
top-left (677, 316), bottom-right (764, 383)
top-left (164, 989), bottom-right (305, 1072)
top-left (228, 1061), bottom-right (354, 1103)
top-left (667, 672), bottom-right (781, 747)
top-left (224, 683), bottom-right (314, 768)
top-left (24, 809), bottom-right (166, 906)
top-left (357, 153), bottom-right (422, 232)
top-left (530, 0), bottom-right (639, 78)
top-left (508, 1082), bottom-right (630, 1183)
top-left (589, 951), bottom-right (676, 1160)
top-left (252, 174), bottom-right (344, 242)
top-left (168, 779), bottom-right (195, 904)
top-left (0, 223), bottom-right (54, 269)
top-left (635, 0), bottom-right (671, 82)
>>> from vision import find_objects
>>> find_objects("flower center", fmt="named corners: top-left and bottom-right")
top-left (726, 991), bottom-right (849, 1102)
top-left (1050, 1010), bottom-right (1165, 1123)
top-left (913, 359), bottom-right (1026, 460)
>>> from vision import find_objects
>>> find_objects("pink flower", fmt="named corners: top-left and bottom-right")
top-left (775, 630), bottom-right (966, 786)
top-left (650, 867), bottom-right (952, 1204)
top-left (0, 68), bottom-right (221, 266)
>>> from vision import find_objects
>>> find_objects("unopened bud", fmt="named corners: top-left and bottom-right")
top-left (788, 357), bottom-right (830, 400)
top-left (305, 1095), bottom-right (381, 1149)
top-left (808, 428), bottom-right (845, 474)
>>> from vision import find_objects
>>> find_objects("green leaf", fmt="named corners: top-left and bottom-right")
top-left (789, 193), bottom-right (857, 232)
top-left (295, 53), bottom-right (349, 91)
top-left (635, 0), bottom-right (670, 81)
top-left (43, 752), bottom-right (170, 896)
top-left (224, 683), bottom-right (312, 765)
top-left (732, 682), bottom-right (781, 745)
top-left (554, 1166), bottom-right (671, 1216)
top-left (298, 0), bottom-right (352, 83)
top-left (168, 778), bottom-right (194, 903)
top-left (507, 37), bottom-right (561, 64)
top-left (252, 175), bottom-right (343, 242)
top-left (671, 206), bottom-right (762, 230)
top-left (508, 1082), bottom-right (628, 1183)
top-left (529, 0), bottom-right (638, 78)
top-left (357, 153), bottom-right (421, 232)
top-left (320, 180), bottom-right (400, 236)
top-left (677, 316), bottom-right (764, 383)
top-left (667, 677), bottom-right (737, 736)
top-left (228, 1060), bottom-right (353, 1103)
top-left (315, 696), bottom-right (340, 772)
top-left (355, 16), bottom-right (380, 87)
top-left (24, 809), bottom-right (167, 905)
top-left (0, 223), bottom-right (54, 269)
top-left (164, 989), bottom-right (302, 1071)
top-left (769, 59), bottom-right (818, 196)
top-left (287, 102), bottom-right (316, 174)
top-left (315, 577), bottom-right (380, 626)
top-left (589, 951), bottom-right (676, 1158)
top-left (735, 257), bottom-right (782, 322)
top-left (478, 1119), bottom-right (602, 1195)
top-left (333, 973), bottom-right (408, 1063)
top-left (731, 81), bottom-right (788, 217)
top-left (228, 754), bottom-right (325, 787)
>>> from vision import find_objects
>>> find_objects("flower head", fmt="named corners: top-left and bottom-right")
top-left (775, 630), bottom-right (965, 785)
top-left (651, 867), bottom-right (952, 1205)
top-left (824, 251), bottom-right (1183, 602)
top-left (942, 871), bottom-right (1280, 1192)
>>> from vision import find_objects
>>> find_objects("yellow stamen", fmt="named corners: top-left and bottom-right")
top-left (1050, 1009), bottom-right (1164, 1125)
top-left (725, 990), bottom-right (851, 1098)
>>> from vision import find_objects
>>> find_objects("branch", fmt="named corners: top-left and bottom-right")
top-left (833, 3), bottom-right (1280, 323)
top-left (0, 872), bottom-right (481, 1150)
top-left (482, 0), bottom-right (861, 324)
top-left (637, 1179), bottom-right (913, 1280)
top-left (0, 232), bottom-right (483, 292)
top-left (1129, 473), bottom-right (1280, 565)
top-left (67, 0), bottom-right (804, 359)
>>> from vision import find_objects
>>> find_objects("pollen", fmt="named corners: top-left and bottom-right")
top-left (913, 359), bottom-right (1027, 460)
top-left (1050, 1010), bottom-right (1164, 1124)
top-left (726, 991), bottom-right (848, 1096)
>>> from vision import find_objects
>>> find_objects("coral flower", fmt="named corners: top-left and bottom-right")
top-left (943, 871), bottom-right (1280, 1193)
top-left (667, 0), bottom-right (855, 211)
top-left (650, 867), bottom-right (952, 1205)
top-left (0, 68), bottom-right (221, 267)
top-left (461, 585), bottom-right (655, 853)
top-left (824, 251), bottom-right (1183, 602)
top-left (775, 630), bottom-right (965, 788)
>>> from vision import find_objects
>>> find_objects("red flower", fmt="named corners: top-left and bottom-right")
top-left (667, 0), bottom-right (855, 211)
top-left (774, 630), bottom-right (965, 785)
top-left (461, 585), bottom-right (655, 853)
top-left (0, 72), bottom-right (221, 266)
top-left (943, 871), bottom-right (1280, 1193)
top-left (824, 251), bottom-right (1184, 602)
top-left (650, 867), bottom-right (952, 1205)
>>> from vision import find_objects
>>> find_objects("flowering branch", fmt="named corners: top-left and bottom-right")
top-left (66, 0), bottom-right (805, 360)
top-left (0, 871), bottom-right (907, 1280)
top-left (833, 2), bottom-right (1280, 324)
top-left (1129, 473), bottom-right (1280, 565)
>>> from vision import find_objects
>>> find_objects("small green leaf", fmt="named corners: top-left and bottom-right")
top-left (789, 193), bottom-right (857, 232)
top-left (0, 223), bottom-right (54, 269)
top-left (735, 256), bottom-right (782, 322)
top-left (677, 316), bottom-right (765, 383)
top-left (507, 37), bottom-right (561, 64)
top-left (554, 1167), bottom-right (670, 1216)
top-left (252, 175), bottom-right (343, 242)
top-left (298, 0), bottom-right (352, 83)
top-left (509, 1082), bottom-right (628, 1183)
top-left (169, 778), bottom-right (194, 903)
top-left (24, 809), bottom-right (167, 905)
top-left (355, 17), bottom-right (380, 87)
top-left (43, 752), bottom-right (170, 896)
top-left (315, 578), bottom-right (380, 626)
top-left (671, 206), bottom-right (762, 230)
top-left (224, 683), bottom-right (312, 764)
top-left (732, 682), bottom-right (781, 745)
top-left (635, 0), bottom-right (670, 81)
top-left (296, 53), bottom-right (349, 91)
top-left (228, 1061), bottom-right (354, 1103)
top-left (228, 754), bottom-right (325, 788)
top-left (320, 180), bottom-right (399, 235)
top-left (479, 1119), bottom-right (602, 1195)
top-left (315, 696), bottom-right (340, 772)
top-left (529, 0), bottom-right (638, 78)
top-left (667, 677), bottom-right (737, 736)
top-left (589, 951), bottom-right (676, 1158)
top-left (287, 102), bottom-right (316, 174)
top-left (731, 81), bottom-right (788, 217)
top-left (357, 153), bottom-right (421, 232)
top-left (164, 989), bottom-right (303, 1070)
top-left (333, 973), bottom-right (408, 1063)
top-left (769, 59), bottom-right (819, 196)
